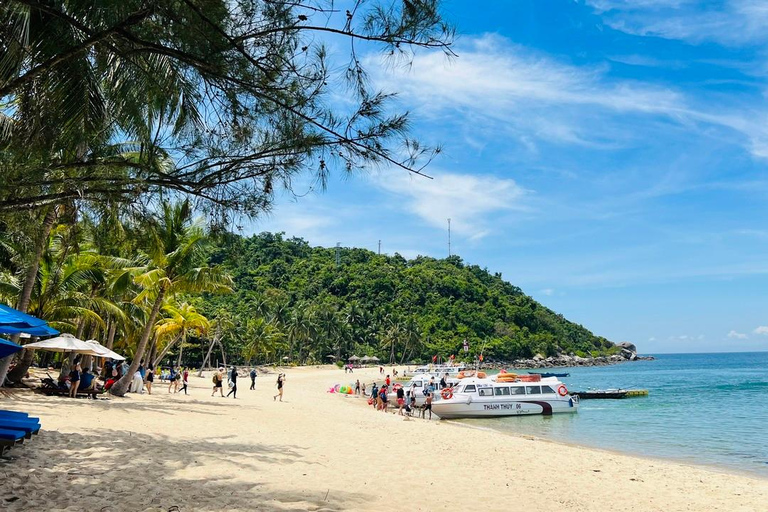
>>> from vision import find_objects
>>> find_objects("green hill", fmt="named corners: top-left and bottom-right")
top-left (199, 232), bottom-right (617, 365)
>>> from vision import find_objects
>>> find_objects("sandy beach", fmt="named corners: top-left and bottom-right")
top-left (1, 365), bottom-right (767, 512)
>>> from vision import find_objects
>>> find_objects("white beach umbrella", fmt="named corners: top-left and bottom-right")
top-left (23, 333), bottom-right (101, 355)
top-left (85, 340), bottom-right (126, 361)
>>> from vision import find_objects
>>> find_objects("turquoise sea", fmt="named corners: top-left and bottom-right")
top-left (456, 352), bottom-right (768, 477)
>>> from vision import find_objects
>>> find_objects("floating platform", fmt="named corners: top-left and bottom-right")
top-left (570, 389), bottom-right (648, 399)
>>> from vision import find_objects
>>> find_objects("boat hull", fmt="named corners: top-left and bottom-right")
top-left (432, 395), bottom-right (578, 419)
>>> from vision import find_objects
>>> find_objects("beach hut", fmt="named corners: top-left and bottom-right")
top-left (369, 356), bottom-right (381, 363)
top-left (348, 355), bottom-right (360, 368)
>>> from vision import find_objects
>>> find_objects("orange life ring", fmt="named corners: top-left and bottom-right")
top-left (557, 385), bottom-right (568, 397)
top-left (458, 370), bottom-right (475, 379)
top-left (441, 388), bottom-right (453, 400)
top-left (476, 372), bottom-right (487, 379)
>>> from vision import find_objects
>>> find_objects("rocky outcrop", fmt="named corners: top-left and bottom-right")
top-left (480, 344), bottom-right (653, 370)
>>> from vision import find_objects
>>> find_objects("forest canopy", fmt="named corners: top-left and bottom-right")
top-left (196, 232), bottom-right (617, 365)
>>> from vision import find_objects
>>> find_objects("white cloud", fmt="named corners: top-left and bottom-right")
top-left (753, 326), bottom-right (768, 336)
top-left (369, 34), bottom-right (768, 159)
top-left (727, 330), bottom-right (748, 339)
top-left (588, 0), bottom-right (768, 46)
top-left (648, 336), bottom-right (656, 341)
top-left (540, 288), bottom-right (555, 296)
top-left (375, 170), bottom-right (527, 239)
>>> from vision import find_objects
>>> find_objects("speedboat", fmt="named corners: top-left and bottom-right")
top-left (431, 374), bottom-right (579, 419)
top-left (403, 363), bottom-right (467, 378)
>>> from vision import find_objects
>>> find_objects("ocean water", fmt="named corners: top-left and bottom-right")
top-left (455, 352), bottom-right (768, 477)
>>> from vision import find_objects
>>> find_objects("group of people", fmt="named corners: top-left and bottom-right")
top-left (366, 374), bottom-right (434, 419)
top-left (60, 357), bottom-right (289, 402)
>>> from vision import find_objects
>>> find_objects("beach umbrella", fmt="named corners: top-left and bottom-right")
top-left (0, 324), bottom-right (59, 337)
top-left (23, 333), bottom-right (101, 355)
top-left (348, 355), bottom-right (360, 362)
top-left (0, 303), bottom-right (59, 336)
top-left (360, 356), bottom-right (371, 362)
top-left (369, 356), bottom-right (380, 362)
top-left (0, 338), bottom-right (23, 359)
top-left (85, 340), bottom-right (126, 361)
top-left (326, 355), bottom-right (336, 360)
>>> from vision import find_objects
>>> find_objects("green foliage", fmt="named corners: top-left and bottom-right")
top-left (200, 232), bottom-right (615, 364)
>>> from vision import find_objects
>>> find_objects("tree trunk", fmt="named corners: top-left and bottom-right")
top-left (106, 320), bottom-right (117, 350)
top-left (197, 335), bottom-right (218, 377)
top-left (110, 285), bottom-right (167, 397)
top-left (176, 332), bottom-right (185, 367)
top-left (152, 332), bottom-right (182, 369)
top-left (1, 207), bottom-right (59, 385)
top-left (147, 334), bottom-right (158, 369)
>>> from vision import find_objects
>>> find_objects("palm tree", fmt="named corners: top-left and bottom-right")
top-left (242, 317), bottom-right (283, 364)
top-left (152, 301), bottom-right (210, 367)
top-left (110, 200), bottom-right (231, 396)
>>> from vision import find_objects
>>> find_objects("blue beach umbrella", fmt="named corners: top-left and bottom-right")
top-left (0, 324), bottom-right (60, 337)
top-left (0, 303), bottom-right (49, 329)
top-left (0, 338), bottom-right (23, 359)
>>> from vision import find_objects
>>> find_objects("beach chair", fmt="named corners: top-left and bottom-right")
top-left (0, 427), bottom-right (26, 457)
top-left (0, 409), bottom-right (31, 419)
top-left (0, 419), bottom-right (40, 438)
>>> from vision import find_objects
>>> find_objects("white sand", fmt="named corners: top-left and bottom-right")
top-left (1, 365), bottom-right (766, 511)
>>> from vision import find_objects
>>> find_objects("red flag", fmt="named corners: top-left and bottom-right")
top-left (449, 354), bottom-right (455, 360)
top-left (479, 354), bottom-right (484, 362)
top-left (432, 355), bottom-right (437, 363)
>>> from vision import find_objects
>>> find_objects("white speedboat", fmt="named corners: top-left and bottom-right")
top-left (431, 375), bottom-right (579, 419)
top-left (403, 363), bottom-right (467, 378)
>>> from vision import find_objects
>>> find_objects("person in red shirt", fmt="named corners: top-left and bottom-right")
top-left (385, 375), bottom-right (391, 387)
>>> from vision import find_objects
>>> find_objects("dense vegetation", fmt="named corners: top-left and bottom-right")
top-left (195, 232), bottom-right (617, 364)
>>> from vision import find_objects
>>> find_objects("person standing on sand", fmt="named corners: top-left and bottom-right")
top-left (355, 379), bottom-right (360, 395)
top-left (385, 374), bottom-right (391, 387)
top-left (68, 362), bottom-right (81, 398)
top-left (145, 365), bottom-right (154, 395)
top-left (273, 373), bottom-right (284, 401)
top-left (250, 368), bottom-right (257, 390)
top-left (396, 385), bottom-right (405, 415)
top-left (378, 384), bottom-right (388, 412)
top-left (227, 366), bottom-right (238, 398)
top-left (424, 389), bottom-right (433, 420)
top-left (370, 383), bottom-right (377, 407)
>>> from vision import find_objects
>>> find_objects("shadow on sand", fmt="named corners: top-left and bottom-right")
top-left (1, 428), bottom-right (368, 511)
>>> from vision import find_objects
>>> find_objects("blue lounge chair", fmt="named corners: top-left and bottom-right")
top-left (0, 419), bottom-right (40, 438)
top-left (0, 410), bottom-right (30, 418)
top-left (0, 427), bottom-right (26, 456)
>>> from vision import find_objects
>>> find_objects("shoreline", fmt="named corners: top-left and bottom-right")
top-left (2, 365), bottom-right (766, 511)
top-left (340, 372), bottom-right (768, 481)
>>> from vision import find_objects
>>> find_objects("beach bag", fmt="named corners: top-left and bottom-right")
top-left (212, 374), bottom-right (218, 384)
top-left (228, 380), bottom-right (234, 388)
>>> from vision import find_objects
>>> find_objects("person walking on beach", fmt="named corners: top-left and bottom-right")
top-left (385, 374), bottom-right (391, 388)
top-left (354, 379), bottom-right (361, 395)
top-left (396, 385), bottom-right (405, 415)
top-left (273, 373), bottom-right (285, 401)
top-left (180, 367), bottom-right (189, 395)
top-left (250, 368), bottom-right (257, 390)
top-left (227, 366), bottom-right (238, 398)
top-left (211, 368), bottom-right (224, 397)
top-left (145, 365), bottom-right (154, 395)
top-left (370, 383), bottom-right (378, 407)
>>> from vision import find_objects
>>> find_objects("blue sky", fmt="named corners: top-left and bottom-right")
top-left (253, 0), bottom-right (768, 354)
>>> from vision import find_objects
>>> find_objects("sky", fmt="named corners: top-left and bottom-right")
top-left (252, 0), bottom-right (768, 354)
